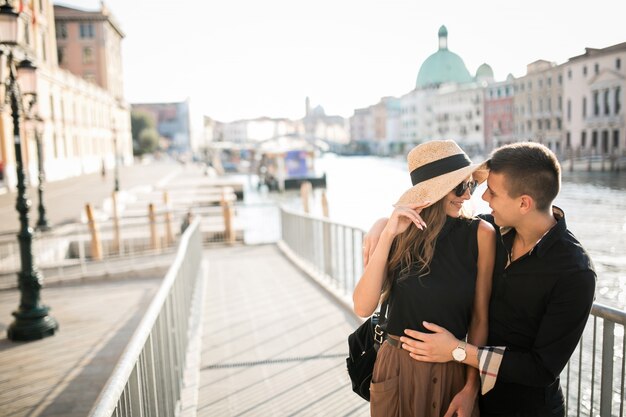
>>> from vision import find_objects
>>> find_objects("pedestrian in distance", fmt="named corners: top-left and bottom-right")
top-left (353, 140), bottom-right (496, 417)
top-left (363, 142), bottom-right (597, 417)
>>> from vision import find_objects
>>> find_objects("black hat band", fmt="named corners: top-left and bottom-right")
top-left (410, 153), bottom-right (471, 186)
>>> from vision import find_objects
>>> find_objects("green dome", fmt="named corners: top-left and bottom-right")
top-left (476, 63), bottom-right (494, 79)
top-left (416, 26), bottom-right (472, 89)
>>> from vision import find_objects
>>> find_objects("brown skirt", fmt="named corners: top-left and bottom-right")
top-left (370, 338), bottom-right (480, 417)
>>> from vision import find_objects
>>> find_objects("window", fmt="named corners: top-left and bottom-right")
top-left (57, 47), bottom-right (64, 64)
top-left (546, 119), bottom-right (551, 130)
top-left (558, 96), bottom-right (562, 111)
top-left (593, 91), bottom-right (599, 116)
top-left (594, 63), bottom-right (599, 74)
top-left (539, 98), bottom-right (543, 113)
top-left (547, 77), bottom-right (552, 87)
top-left (582, 97), bottom-right (587, 118)
top-left (583, 66), bottom-right (587, 76)
top-left (592, 130), bottom-right (598, 148)
top-left (616, 87), bottom-right (621, 114)
top-left (547, 97), bottom-right (552, 111)
top-left (567, 70), bottom-right (572, 79)
top-left (557, 118), bottom-right (562, 130)
top-left (83, 46), bottom-right (94, 64)
top-left (538, 120), bottom-right (543, 130)
top-left (581, 131), bottom-right (587, 148)
top-left (617, 58), bottom-right (622, 70)
top-left (567, 99), bottom-right (571, 121)
top-left (566, 132), bottom-right (570, 148)
top-left (53, 133), bottom-right (59, 158)
top-left (41, 34), bottom-right (46, 61)
top-left (84, 72), bottom-right (96, 83)
top-left (23, 20), bottom-right (30, 45)
top-left (49, 95), bottom-right (55, 119)
top-left (602, 130), bottom-right (609, 153)
top-left (614, 130), bottom-right (620, 149)
top-left (539, 79), bottom-right (543, 88)
top-left (604, 90), bottom-right (610, 115)
top-left (56, 22), bottom-right (67, 39)
top-left (559, 74), bottom-right (563, 84)
top-left (80, 23), bottom-right (95, 38)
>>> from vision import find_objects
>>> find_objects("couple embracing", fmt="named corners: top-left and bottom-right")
top-left (353, 140), bottom-right (596, 417)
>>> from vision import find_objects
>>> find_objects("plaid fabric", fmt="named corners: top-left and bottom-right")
top-left (478, 346), bottom-right (506, 394)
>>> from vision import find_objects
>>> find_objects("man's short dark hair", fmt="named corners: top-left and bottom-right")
top-left (487, 142), bottom-right (561, 211)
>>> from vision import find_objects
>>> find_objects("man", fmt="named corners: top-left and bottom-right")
top-left (363, 142), bottom-right (596, 417)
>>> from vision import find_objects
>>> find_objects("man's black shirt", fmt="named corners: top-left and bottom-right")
top-left (479, 208), bottom-right (596, 415)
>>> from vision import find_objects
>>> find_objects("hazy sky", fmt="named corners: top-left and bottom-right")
top-left (56, 0), bottom-right (626, 122)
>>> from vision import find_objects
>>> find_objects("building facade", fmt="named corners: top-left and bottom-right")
top-left (484, 75), bottom-right (515, 152)
top-left (512, 60), bottom-right (564, 154)
top-left (0, 1), bottom-right (132, 191)
top-left (562, 43), bottom-right (626, 157)
top-left (54, 4), bottom-right (124, 100)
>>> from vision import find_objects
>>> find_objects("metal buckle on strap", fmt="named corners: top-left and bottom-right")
top-left (374, 324), bottom-right (384, 344)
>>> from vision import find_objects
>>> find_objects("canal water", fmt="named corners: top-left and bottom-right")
top-left (257, 154), bottom-right (626, 311)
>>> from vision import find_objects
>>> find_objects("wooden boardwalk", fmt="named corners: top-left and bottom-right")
top-left (0, 244), bottom-right (371, 417)
top-left (196, 245), bottom-right (369, 416)
top-left (0, 277), bottom-right (160, 417)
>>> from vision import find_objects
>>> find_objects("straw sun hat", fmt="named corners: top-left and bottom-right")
top-left (396, 140), bottom-right (488, 206)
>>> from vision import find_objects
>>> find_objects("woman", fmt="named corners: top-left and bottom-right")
top-left (353, 140), bottom-right (495, 417)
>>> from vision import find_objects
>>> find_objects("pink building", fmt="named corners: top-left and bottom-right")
top-left (53, 4), bottom-right (125, 101)
top-left (484, 77), bottom-right (515, 151)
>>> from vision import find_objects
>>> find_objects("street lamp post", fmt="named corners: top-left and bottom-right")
top-left (112, 121), bottom-right (120, 192)
top-left (34, 116), bottom-right (50, 231)
top-left (1, 2), bottom-right (58, 341)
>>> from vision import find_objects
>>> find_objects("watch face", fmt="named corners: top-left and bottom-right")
top-left (452, 347), bottom-right (466, 362)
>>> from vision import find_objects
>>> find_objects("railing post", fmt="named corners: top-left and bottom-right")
top-left (600, 321), bottom-right (615, 417)
top-left (111, 191), bottom-right (121, 255)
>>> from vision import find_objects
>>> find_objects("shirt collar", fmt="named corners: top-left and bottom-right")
top-left (500, 206), bottom-right (566, 258)
top-left (534, 206), bottom-right (566, 258)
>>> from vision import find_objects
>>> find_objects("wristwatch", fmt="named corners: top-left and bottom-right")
top-left (452, 340), bottom-right (467, 362)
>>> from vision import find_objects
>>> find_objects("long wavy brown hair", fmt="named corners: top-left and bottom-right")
top-left (380, 198), bottom-right (449, 303)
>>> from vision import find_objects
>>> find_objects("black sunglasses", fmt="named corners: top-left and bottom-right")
top-left (454, 180), bottom-right (478, 197)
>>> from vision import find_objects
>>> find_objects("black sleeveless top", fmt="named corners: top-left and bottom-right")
top-left (385, 216), bottom-right (480, 339)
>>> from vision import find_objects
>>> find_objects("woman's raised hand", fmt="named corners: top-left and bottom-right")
top-left (383, 202), bottom-right (429, 237)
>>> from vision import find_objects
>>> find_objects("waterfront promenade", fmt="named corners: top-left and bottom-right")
top-left (0, 162), bottom-right (370, 416)
top-left (0, 244), bottom-right (369, 417)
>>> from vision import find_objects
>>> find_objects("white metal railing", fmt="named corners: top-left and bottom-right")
top-left (0, 218), bottom-right (180, 290)
top-left (89, 218), bottom-right (203, 417)
top-left (279, 207), bottom-right (626, 417)
top-left (0, 205), bottom-right (239, 289)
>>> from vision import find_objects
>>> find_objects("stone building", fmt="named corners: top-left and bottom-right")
top-left (0, 1), bottom-right (131, 191)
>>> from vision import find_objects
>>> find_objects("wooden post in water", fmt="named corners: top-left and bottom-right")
top-left (111, 191), bottom-right (121, 255)
top-left (221, 189), bottom-right (235, 244)
top-left (300, 181), bottom-right (312, 214)
top-left (163, 191), bottom-right (174, 246)
top-left (321, 190), bottom-right (329, 218)
top-left (148, 203), bottom-right (160, 251)
top-left (85, 204), bottom-right (103, 261)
